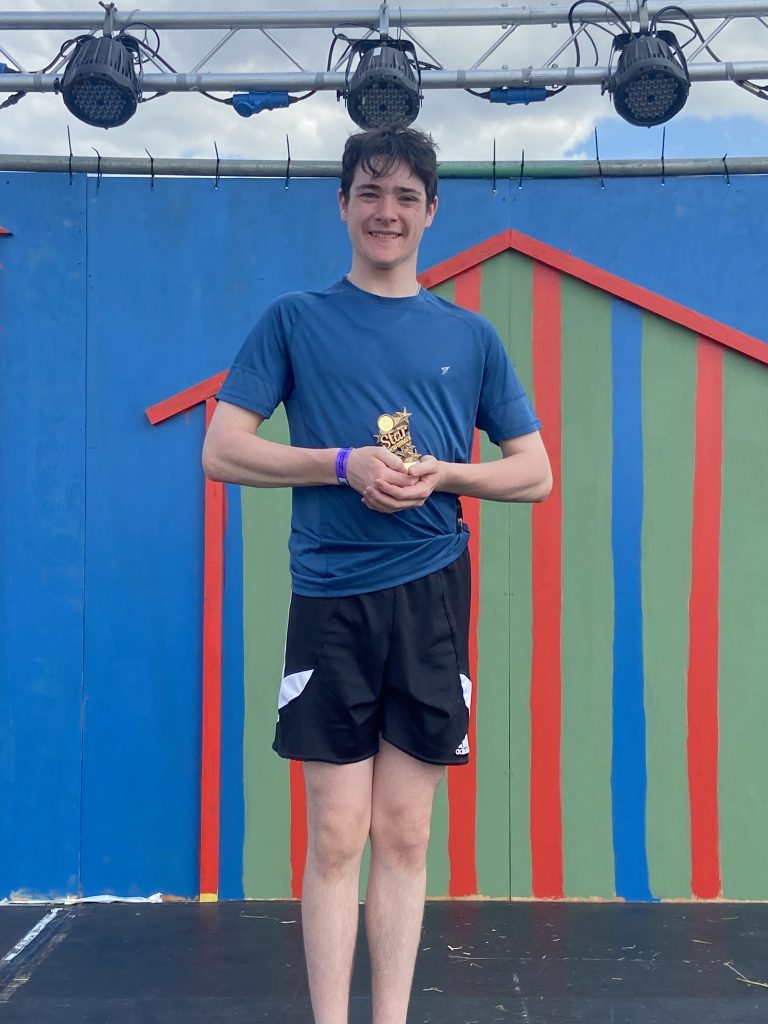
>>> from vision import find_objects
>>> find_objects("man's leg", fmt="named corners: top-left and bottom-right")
top-left (365, 740), bottom-right (445, 1024)
top-left (302, 757), bottom-right (374, 1024)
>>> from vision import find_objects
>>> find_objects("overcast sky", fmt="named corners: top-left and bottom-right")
top-left (2, 0), bottom-right (768, 165)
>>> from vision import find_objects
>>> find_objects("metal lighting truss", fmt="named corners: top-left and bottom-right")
top-left (2, 1), bottom-right (768, 97)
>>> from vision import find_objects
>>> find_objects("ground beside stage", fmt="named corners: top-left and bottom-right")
top-left (1, 901), bottom-right (766, 1022)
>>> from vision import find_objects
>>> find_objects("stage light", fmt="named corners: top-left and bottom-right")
top-left (345, 40), bottom-right (421, 130)
top-left (609, 31), bottom-right (689, 126)
top-left (60, 35), bottom-right (140, 128)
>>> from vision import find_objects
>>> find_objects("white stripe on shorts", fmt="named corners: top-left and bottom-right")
top-left (278, 669), bottom-right (314, 710)
top-left (460, 673), bottom-right (472, 711)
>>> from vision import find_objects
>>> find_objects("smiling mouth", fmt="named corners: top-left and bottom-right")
top-left (369, 231), bottom-right (402, 238)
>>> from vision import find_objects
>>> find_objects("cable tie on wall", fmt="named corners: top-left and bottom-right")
top-left (285, 133), bottom-right (291, 190)
top-left (91, 147), bottom-right (102, 192)
top-left (518, 148), bottom-right (525, 190)
top-left (661, 126), bottom-right (666, 186)
top-left (213, 140), bottom-right (221, 190)
top-left (594, 126), bottom-right (605, 190)
top-left (492, 137), bottom-right (497, 195)
top-left (145, 148), bottom-right (155, 190)
top-left (722, 152), bottom-right (731, 186)
top-left (67, 125), bottom-right (73, 186)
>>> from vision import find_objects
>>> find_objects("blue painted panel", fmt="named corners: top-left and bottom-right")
top-left (79, 176), bottom-right (358, 896)
top-left (219, 484), bottom-right (245, 900)
top-left (610, 299), bottom-right (652, 902)
top-left (418, 178), bottom-right (511, 273)
top-left (0, 173), bottom-right (86, 898)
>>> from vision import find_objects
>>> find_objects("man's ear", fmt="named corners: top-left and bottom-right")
top-left (425, 195), bottom-right (438, 228)
top-left (338, 189), bottom-right (348, 222)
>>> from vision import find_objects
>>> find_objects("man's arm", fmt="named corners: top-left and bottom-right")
top-left (430, 432), bottom-right (552, 502)
top-left (360, 431), bottom-right (552, 513)
top-left (202, 400), bottom-right (409, 490)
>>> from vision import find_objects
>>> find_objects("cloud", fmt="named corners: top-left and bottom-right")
top-left (2, 0), bottom-right (768, 163)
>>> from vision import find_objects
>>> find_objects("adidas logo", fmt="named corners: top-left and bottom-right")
top-left (441, 366), bottom-right (450, 374)
top-left (455, 735), bottom-right (469, 756)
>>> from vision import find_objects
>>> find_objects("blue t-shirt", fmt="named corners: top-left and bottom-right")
top-left (218, 278), bottom-right (541, 596)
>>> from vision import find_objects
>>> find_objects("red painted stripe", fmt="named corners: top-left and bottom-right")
top-left (146, 370), bottom-right (228, 424)
top-left (506, 229), bottom-right (768, 367)
top-left (687, 339), bottom-right (723, 900)
top-left (446, 266), bottom-right (482, 896)
top-left (199, 398), bottom-right (225, 897)
top-left (419, 231), bottom-right (509, 292)
top-left (529, 263), bottom-right (564, 899)
top-left (419, 229), bottom-right (768, 368)
top-left (0, 226), bottom-right (12, 236)
top-left (152, 229), bottom-right (766, 429)
top-left (290, 761), bottom-right (308, 898)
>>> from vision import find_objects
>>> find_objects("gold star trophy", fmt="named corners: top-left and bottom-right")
top-left (375, 409), bottom-right (421, 467)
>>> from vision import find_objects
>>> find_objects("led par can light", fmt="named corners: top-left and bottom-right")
top-left (609, 31), bottom-right (689, 127)
top-left (60, 36), bottom-right (140, 128)
top-left (346, 41), bottom-right (421, 130)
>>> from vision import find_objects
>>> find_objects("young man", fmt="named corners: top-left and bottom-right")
top-left (203, 128), bottom-right (551, 1024)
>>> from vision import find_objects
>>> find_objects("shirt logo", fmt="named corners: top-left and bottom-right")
top-left (441, 366), bottom-right (450, 375)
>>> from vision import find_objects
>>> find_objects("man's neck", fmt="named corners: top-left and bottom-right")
top-left (345, 265), bottom-right (421, 298)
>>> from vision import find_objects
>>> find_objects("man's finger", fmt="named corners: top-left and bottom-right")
top-left (373, 478), bottom-right (427, 500)
top-left (376, 450), bottom-right (409, 473)
top-left (406, 456), bottom-right (438, 478)
top-left (375, 467), bottom-right (416, 487)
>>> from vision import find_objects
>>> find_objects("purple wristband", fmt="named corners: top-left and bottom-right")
top-left (336, 447), bottom-right (353, 486)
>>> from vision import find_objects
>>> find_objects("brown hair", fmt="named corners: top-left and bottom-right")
top-left (340, 128), bottom-right (439, 206)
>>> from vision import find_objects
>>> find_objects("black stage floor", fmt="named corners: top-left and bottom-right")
top-left (1, 901), bottom-right (767, 1022)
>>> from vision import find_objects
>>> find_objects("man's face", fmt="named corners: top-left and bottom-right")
top-left (338, 160), bottom-right (437, 274)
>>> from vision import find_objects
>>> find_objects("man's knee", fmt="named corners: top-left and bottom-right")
top-left (308, 808), bottom-right (370, 876)
top-left (369, 808), bottom-right (431, 869)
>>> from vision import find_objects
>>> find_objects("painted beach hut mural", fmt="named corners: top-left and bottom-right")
top-left (148, 228), bottom-right (768, 904)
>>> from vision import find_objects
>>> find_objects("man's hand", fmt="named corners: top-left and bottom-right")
top-left (358, 453), bottom-right (444, 514)
top-left (346, 446), bottom-right (409, 496)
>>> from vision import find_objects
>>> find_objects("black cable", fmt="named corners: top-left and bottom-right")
top-left (568, 1), bottom-right (632, 68)
top-left (0, 90), bottom-right (25, 111)
top-left (653, 5), bottom-right (768, 101)
top-left (328, 25), bottom-right (377, 72)
top-left (583, 26), bottom-right (600, 66)
top-left (119, 20), bottom-right (161, 57)
top-left (663, 21), bottom-right (698, 48)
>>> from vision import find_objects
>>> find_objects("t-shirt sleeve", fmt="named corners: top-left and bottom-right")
top-left (216, 299), bottom-right (294, 417)
top-left (475, 324), bottom-right (542, 443)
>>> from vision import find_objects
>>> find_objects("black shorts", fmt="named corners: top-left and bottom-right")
top-left (273, 549), bottom-right (471, 766)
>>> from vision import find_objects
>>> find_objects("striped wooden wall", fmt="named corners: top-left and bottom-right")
top-left (237, 240), bottom-right (768, 902)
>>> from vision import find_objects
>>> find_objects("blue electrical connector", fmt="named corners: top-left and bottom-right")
top-left (232, 92), bottom-right (291, 117)
top-left (489, 87), bottom-right (549, 105)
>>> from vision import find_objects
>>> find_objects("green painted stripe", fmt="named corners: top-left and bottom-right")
top-left (560, 277), bottom-right (615, 898)
top-left (241, 405), bottom-right (293, 898)
top-left (358, 841), bottom-right (371, 900)
top-left (641, 316), bottom-right (696, 898)
top-left (426, 774), bottom-right (450, 897)
top-left (718, 350), bottom-right (768, 900)
top-left (424, 278), bottom-right (454, 897)
top-left (475, 251), bottom-right (534, 897)
top-left (501, 253), bottom-right (535, 899)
